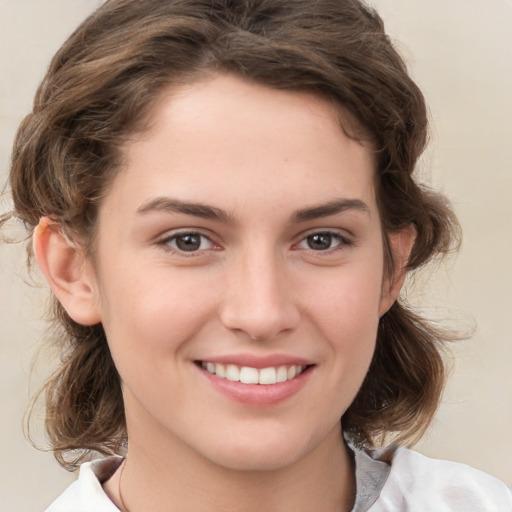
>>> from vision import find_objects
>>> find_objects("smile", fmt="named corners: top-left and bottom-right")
top-left (199, 361), bottom-right (307, 385)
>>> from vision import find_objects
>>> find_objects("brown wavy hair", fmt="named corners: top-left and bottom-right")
top-left (1, 0), bottom-right (460, 469)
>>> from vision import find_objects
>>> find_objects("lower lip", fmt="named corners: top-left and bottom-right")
top-left (196, 364), bottom-right (313, 406)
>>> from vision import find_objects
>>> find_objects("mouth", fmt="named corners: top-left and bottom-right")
top-left (195, 361), bottom-right (310, 385)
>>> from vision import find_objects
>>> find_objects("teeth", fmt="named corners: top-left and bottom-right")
top-left (201, 362), bottom-right (306, 385)
top-left (216, 363), bottom-right (226, 378)
top-left (225, 364), bottom-right (240, 382)
top-left (240, 366), bottom-right (259, 384)
top-left (259, 367), bottom-right (277, 385)
top-left (276, 366), bottom-right (288, 383)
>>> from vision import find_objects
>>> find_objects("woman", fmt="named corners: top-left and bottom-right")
top-left (2, 0), bottom-right (511, 510)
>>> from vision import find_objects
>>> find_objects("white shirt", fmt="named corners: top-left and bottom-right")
top-left (45, 447), bottom-right (512, 511)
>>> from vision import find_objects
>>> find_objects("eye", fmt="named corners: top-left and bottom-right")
top-left (162, 232), bottom-right (215, 253)
top-left (296, 231), bottom-right (349, 251)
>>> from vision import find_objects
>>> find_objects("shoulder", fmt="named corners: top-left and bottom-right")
top-left (371, 447), bottom-right (512, 511)
top-left (45, 457), bottom-right (122, 512)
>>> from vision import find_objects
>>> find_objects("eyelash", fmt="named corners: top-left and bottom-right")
top-left (157, 229), bottom-right (352, 256)
top-left (158, 231), bottom-right (217, 256)
top-left (293, 231), bottom-right (353, 254)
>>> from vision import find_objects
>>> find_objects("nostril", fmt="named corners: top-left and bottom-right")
top-left (219, 303), bottom-right (301, 342)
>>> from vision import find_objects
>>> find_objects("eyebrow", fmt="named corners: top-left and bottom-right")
top-left (136, 197), bottom-right (370, 223)
top-left (291, 198), bottom-right (371, 222)
top-left (137, 197), bottom-right (236, 223)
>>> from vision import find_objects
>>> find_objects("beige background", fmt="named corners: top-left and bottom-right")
top-left (1, 0), bottom-right (511, 510)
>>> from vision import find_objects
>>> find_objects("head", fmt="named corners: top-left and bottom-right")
top-left (5, 0), bottom-right (459, 468)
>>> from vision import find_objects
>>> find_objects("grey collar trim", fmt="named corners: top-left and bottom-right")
top-left (345, 435), bottom-right (395, 512)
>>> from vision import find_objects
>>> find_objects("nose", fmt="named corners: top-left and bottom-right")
top-left (219, 248), bottom-right (301, 341)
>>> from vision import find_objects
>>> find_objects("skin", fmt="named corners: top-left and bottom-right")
top-left (35, 73), bottom-right (411, 512)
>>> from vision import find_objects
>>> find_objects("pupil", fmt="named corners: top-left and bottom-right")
top-left (176, 234), bottom-right (201, 251)
top-left (308, 233), bottom-right (331, 250)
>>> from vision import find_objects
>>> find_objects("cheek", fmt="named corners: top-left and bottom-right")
top-left (303, 255), bottom-right (383, 394)
top-left (307, 255), bottom-right (384, 337)
top-left (96, 266), bottom-right (216, 371)
top-left (321, 286), bottom-right (380, 378)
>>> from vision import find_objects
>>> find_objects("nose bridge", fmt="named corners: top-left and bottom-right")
top-left (220, 242), bottom-right (299, 340)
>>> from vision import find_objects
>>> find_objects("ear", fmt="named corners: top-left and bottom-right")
top-left (33, 217), bottom-right (101, 326)
top-left (378, 225), bottom-right (415, 317)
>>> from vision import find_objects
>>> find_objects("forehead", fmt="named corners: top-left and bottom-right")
top-left (109, 73), bottom-right (377, 219)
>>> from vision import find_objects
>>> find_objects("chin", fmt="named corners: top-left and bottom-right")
top-left (200, 429), bottom-right (320, 472)
top-left (209, 448), bottom-right (303, 472)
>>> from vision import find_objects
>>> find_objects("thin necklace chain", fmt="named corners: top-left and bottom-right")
top-left (118, 458), bottom-right (131, 512)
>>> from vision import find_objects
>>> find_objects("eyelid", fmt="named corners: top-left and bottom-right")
top-left (293, 228), bottom-right (354, 252)
top-left (157, 228), bottom-right (221, 255)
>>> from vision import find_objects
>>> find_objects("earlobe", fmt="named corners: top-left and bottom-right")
top-left (33, 217), bottom-right (101, 326)
top-left (378, 225), bottom-right (415, 317)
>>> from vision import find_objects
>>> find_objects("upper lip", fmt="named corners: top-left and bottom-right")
top-left (195, 353), bottom-right (315, 369)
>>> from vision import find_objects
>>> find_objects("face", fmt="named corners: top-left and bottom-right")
top-left (86, 74), bottom-right (398, 471)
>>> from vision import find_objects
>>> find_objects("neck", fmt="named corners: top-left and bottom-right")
top-left (106, 424), bottom-right (355, 512)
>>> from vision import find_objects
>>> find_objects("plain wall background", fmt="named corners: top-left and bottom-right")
top-left (1, 1), bottom-right (511, 510)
